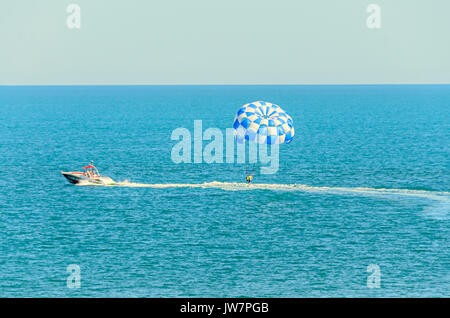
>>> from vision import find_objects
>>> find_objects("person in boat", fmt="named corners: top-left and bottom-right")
top-left (85, 161), bottom-right (97, 178)
top-left (246, 175), bottom-right (253, 184)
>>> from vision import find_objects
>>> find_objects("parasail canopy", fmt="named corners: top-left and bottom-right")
top-left (233, 101), bottom-right (294, 144)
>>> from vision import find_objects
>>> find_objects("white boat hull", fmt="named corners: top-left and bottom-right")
top-left (61, 171), bottom-right (115, 185)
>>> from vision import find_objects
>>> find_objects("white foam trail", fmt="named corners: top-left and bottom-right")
top-left (107, 180), bottom-right (448, 195)
top-left (78, 180), bottom-right (450, 218)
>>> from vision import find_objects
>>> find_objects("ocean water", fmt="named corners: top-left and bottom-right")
top-left (0, 85), bottom-right (449, 297)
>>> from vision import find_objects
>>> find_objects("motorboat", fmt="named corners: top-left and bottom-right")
top-left (61, 161), bottom-right (115, 185)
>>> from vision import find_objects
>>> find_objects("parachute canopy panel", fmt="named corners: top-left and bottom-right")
top-left (233, 101), bottom-right (294, 144)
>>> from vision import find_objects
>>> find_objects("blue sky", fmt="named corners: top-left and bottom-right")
top-left (0, 0), bottom-right (449, 85)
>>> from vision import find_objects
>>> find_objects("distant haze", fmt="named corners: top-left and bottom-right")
top-left (0, 0), bottom-right (449, 85)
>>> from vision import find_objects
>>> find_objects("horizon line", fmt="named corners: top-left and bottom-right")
top-left (0, 83), bottom-right (450, 87)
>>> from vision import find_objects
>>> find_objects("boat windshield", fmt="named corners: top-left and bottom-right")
top-left (83, 162), bottom-right (100, 178)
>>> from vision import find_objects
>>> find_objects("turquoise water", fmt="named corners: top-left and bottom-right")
top-left (0, 85), bottom-right (449, 297)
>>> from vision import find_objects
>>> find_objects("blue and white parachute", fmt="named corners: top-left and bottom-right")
top-left (233, 101), bottom-right (294, 144)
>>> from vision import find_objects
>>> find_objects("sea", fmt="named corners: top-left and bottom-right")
top-left (0, 85), bottom-right (448, 297)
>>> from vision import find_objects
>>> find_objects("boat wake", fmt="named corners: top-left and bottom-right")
top-left (107, 180), bottom-right (448, 197)
top-left (78, 180), bottom-right (450, 219)
top-left (102, 180), bottom-right (448, 196)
